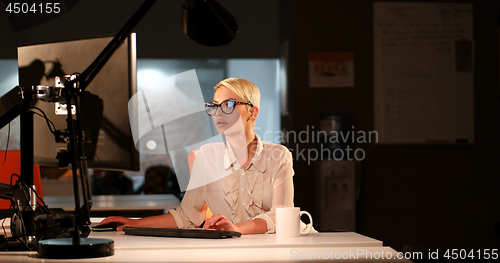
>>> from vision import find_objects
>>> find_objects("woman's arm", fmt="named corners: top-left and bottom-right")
top-left (235, 218), bottom-right (268, 234)
top-left (202, 214), bottom-right (268, 234)
top-left (98, 211), bottom-right (178, 231)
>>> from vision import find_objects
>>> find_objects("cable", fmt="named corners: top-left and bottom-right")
top-left (10, 174), bottom-right (48, 234)
top-left (30, 107), bottom-right (56, 135)
top-left (10, 174), bottom-right (52, 216)
top-left (2, 123), bottom-right (10, 165)
top-left (1, 216), bottom-right (6, 237)
top-left (0, 174), bottom-right (61, 250)
top-left (1, 201), bottom-right (15, 240)
top-left (8, 181), bottom-right (31, 250)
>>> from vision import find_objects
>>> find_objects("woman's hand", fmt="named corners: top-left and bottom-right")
top-left (202, 214), bottom-right (268, 234)
top-left (202, 214), bottom-right (241, 233)
top-left (97, 213), bottom-right (177, 231)
top-left (98, 216), bottom-right (138, 231)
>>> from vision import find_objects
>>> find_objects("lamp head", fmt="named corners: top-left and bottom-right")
top-left (182, 0), bottom-right (238, 46)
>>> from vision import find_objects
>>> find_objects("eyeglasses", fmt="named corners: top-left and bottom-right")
top-left (204, 99), bottom-right (253, 116)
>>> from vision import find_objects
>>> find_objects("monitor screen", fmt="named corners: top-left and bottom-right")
top-left (17, 34), bottom-right (140, 171)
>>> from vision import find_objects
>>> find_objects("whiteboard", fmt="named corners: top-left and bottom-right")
top-left (374, 2), bottom-right (474, 144)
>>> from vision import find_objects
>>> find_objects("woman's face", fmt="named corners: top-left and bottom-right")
top-left (211, 86), bottom-right (252, 136)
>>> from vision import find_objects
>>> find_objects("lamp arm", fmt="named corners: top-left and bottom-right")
top-left (59, 0), bottom-right (157, 237)
top-left (75, 0), bottom-right (157, 91)
top-left (0, 86), bottom-right (36, 130)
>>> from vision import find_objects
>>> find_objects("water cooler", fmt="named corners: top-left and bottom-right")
top-left (315, 115), bottom-right (357, 232)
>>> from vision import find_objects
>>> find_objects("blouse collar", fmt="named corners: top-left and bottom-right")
top-left (223, 134), bottom-right (266, 172)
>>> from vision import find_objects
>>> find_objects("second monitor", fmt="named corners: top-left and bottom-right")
top-left (17, 34), bottom-right (139, 171)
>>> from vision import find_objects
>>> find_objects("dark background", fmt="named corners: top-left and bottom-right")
top-left (0, 0), bottom-right (499, 253)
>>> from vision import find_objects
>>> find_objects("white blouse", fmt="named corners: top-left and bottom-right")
top-left (168, 135), bottom-right (294, 233)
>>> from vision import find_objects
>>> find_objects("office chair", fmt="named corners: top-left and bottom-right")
top-left (138, 165), bottom-right (182, 199)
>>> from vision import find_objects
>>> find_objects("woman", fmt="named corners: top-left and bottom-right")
top-left (99, 78), bottom-right (294, 234)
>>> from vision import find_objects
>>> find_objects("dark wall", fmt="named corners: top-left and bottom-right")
top-left (283, 0), bottom-right (500, 252)
top-left (0, 0), bottom-right (279, 59)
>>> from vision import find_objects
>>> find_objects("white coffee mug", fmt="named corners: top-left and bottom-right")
top-left (275, 207), bottom-right (313, 238)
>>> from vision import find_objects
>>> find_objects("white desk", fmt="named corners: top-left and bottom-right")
top-left (44, 194), bottom-right (180, 211)
top-left (106, 246), bottom-right (411, 262)
top-left (91, 230), bottom-right (382, 249)
top-left (0, 230), bottom-right (411, 262)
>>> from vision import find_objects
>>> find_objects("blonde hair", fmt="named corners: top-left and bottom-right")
top-left (214, 78), bottom-right (260, 124)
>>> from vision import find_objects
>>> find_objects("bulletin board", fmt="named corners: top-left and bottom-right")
top-left (374, 2), bottom-right (474, 144)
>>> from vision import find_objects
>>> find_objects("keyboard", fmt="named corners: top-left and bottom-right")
top-left (122, 227), bottom-right (242, 239)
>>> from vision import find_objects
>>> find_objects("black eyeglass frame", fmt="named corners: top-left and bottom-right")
top-left (204, 99), bottom-right (253, 116)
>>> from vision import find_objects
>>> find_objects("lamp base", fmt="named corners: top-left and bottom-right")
top-left (37, 238), bottom-right (114, 259)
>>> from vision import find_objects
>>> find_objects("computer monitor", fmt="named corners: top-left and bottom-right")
top-left (17, 34), bottom-right (140, 171)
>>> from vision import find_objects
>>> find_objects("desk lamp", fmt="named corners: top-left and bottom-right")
top-left (0, 0), bottom-right (237, 258)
